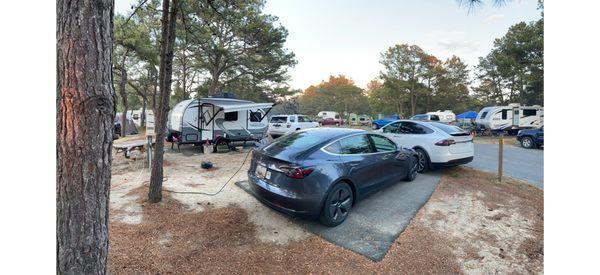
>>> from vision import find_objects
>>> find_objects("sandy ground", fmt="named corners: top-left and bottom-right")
top-left (108, 140), bottom-right (543, 274)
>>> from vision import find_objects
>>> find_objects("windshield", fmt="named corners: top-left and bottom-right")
top-left (264, 131), bottom-right (328, 153)
top-left (270, 116), bottom-right (287, 123)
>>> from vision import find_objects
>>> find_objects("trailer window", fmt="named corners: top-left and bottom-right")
top-left (249, 111), bottom-right (262, 122)
top-left (501, 110), bottom-right (508, 120)
top-left (480, 111), bottom-right (488, 119)
top-left (224, 112), bottom-right (238, 121)
top-left (523, 109), bottom-right (536, 116)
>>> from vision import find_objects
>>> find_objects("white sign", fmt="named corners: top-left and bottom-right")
top-left (146, 112), bottom-right (156, 136)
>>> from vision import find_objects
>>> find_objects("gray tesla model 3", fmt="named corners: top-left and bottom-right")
top-left (248, 128), bottom-right (418, 226)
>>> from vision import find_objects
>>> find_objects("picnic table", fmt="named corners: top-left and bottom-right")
top-left (113, 138), bottom-right (155, 158)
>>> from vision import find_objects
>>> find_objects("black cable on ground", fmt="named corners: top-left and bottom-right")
top-left (163, 148), bottom-right (253, 196)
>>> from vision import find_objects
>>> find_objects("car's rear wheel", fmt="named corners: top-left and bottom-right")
top-left (320, 182), bottom-right (353, 227)
top-left (404, 155), bottom-right (418, 181)
top-left (415, 148), bottom-right (430, 173)
top-left (521, 136), bottom-right (534, 149)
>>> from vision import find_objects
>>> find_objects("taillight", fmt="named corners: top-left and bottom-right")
top-left (279, 166), bottom-right (313, 179)
top-left (435, 139), bottom-right (456, 146)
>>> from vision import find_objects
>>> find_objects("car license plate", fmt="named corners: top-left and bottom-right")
top-left (256, 164), bottom-right (271, 180)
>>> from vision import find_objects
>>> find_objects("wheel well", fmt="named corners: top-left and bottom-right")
top-left (338, 179), bottom-right (357, 206)
top-left (412, 146), bottom-right (431, 164)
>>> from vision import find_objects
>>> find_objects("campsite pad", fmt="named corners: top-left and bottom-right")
top-left (235, 172), bottom-right (441, 261)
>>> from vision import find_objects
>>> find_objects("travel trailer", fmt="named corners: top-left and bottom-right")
top-left (475, 103), bottom-right (543, 133)
top-left (316, 111), bottom-right (340, 120)
top-left (126, 109), bottom-right (154, 127)
top-left (167, 97), bottom-right (274, 149)
top-left (349, 113), bottom-right (372, 126)
top-left (426, 110), bottom-right (456, 123)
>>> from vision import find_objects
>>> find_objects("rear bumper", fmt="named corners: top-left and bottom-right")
top-left (431, 156), bottom-right (474, 169)
top-left (247, 172), bottom-right (322, 219)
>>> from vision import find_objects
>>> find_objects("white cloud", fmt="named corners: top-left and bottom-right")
top-left (438, 40), bottom-right (480, 53)
top-left (483, 14), bottom-right (505, 23)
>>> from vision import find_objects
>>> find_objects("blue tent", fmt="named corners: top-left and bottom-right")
top-left (456, 111), bottom-right (478, 119)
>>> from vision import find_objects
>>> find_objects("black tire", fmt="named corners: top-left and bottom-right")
top-left (335, 122), bottom-right (340, 126)
top-left (320, 182), bottom-right (353, 227)
top-left (404, 155), bottom-right (418, 181)
top-left (414, 148), bottom-right (430, 173)
top-left (520, 136), bottom-right (534, 149)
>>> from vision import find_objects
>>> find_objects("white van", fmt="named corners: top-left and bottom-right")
top-left (267, 115), bottom-right (319, 138)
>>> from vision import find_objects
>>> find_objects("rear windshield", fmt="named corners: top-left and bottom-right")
top-left (430, 122), bottom-right (465, 134)
top-left (270, 116), bottom-right (287, 123)
top-left (264, 131), bottom-right (327, 152)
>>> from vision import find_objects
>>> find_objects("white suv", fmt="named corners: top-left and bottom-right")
top-left (267, 115), bottom-right (319, 138)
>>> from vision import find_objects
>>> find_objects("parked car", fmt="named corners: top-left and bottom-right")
top-left (376, 120), bottom-right (474, 173)
top-left (409, 114), bottom-right (440, 122)
top-left (248, 128), bottom-right (418, 226)
top-left (320, 117), bottom-right (343, 126)
top-left (516, 126), bottom-right (543, 149)
top-left (371, 115), bottom-right (400, 130)
top-left (267, 115), bottom-right (319, 138)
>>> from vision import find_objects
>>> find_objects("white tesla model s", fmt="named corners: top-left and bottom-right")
top-left (376, 120), bottom-right (474, 173)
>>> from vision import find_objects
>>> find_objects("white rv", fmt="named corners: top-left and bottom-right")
top-left (475, 103), bottom-right (543, 132)
top-left (426, 110), bottom-right (456, 123)
top-left (167, 97), bottom-right (274, 148)
top-left (126, 108), bottom-right (154, 127)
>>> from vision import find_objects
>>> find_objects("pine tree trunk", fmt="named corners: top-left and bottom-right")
top-left (149, 0), bottom-right (179, 203)
top-left (56, 0), bottom-right (114, 273)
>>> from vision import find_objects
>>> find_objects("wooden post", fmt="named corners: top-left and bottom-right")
top-left (498, 135), bottom-right (504, 181)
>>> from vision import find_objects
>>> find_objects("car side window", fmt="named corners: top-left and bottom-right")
top-left (369, 135), bottom-right (397, 152)
top-left (337, 135), bottom-right (374, 154)
top-left (297, 116), bottom-right (305, 122)
top-left (383, 122), bottom-right (401, 134)
top-left (323, 141), bottom-right (341, 154)
top-left (289, 116), bottom-right (295, 123)
top-left (400, 122), bottom-right (432, 134)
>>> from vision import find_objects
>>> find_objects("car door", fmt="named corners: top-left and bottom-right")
top-left (368, 134), bottom-right (409, 182)
top-left (327, 134), bottom-right (388, 195)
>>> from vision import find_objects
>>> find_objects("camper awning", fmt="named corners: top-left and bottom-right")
top-left (198, 97), bottom-right (273, 112)
top-left (217, 102), bottom-right (274, 113)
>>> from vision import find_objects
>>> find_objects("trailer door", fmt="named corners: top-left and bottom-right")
top-left (512, 108), bottom-right (520, 127)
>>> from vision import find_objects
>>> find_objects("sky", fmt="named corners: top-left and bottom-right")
top-left (115, 0), bottom-right (542, 90)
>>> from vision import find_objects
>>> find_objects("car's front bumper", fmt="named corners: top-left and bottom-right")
top-left (247, 172), bottom-right (322, 219)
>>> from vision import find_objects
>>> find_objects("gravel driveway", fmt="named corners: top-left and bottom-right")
top-left (466, 143), bottom-right (544, 188)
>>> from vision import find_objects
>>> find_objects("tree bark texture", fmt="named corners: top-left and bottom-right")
top-left (57, 0), bottom-right (114, 273)
top-left (149, 0), bottom-right (179, 203)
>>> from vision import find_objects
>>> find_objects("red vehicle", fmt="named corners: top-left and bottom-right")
top-left (319, 117), bottom-right (343, 126)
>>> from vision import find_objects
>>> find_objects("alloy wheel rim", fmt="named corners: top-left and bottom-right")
top-left (329, 188), bottom-right (351, 222)
top-left (417, 151), bottom-right (426, 171)
top-left (523, 138), bottom-right (531, 147)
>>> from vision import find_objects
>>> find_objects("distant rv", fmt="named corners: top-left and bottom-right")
top-left (426, 110), bottom-right (455, 123)
top-left (476, 103), bottom-right (543, 132)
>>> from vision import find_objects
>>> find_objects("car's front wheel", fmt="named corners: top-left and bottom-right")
top-left (320, 182), bottom-right (353, 227)
top-left (520, 136), bottom-right (534, 149)
top-left (415, 148), bottom-right (430, 173)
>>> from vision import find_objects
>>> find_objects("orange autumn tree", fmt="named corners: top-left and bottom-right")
top-left (298, 75), bottom-right (370, 117)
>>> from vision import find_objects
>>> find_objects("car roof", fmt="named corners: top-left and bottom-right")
top-left (300, 127), bottom-right (365, 138)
